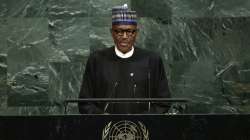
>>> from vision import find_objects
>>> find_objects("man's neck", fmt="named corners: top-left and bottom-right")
top-left (115, 46), bottom-right (134, 58)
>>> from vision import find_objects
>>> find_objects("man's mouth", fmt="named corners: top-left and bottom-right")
top-left (120, 42), bottom-right (128, 46)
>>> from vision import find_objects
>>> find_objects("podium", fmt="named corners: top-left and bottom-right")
top-left (0, 114), bottom-right (250, 140)
top-left (1, 98), bottom-right (250, 139)
top-left (64, 98), bottom-right (190, 114)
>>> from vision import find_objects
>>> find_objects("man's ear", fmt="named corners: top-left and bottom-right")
top-left (136, 25), bottom-right (139, 32)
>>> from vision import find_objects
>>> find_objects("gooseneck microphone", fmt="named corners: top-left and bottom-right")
top-left (104, 81), bottom-right (118, 113)
top-left (130, 72), bottom-right (136, 98)
top-left (148, 70), bottom-right (151, 113)
top-left (133, 84), bottom-right (137, 98)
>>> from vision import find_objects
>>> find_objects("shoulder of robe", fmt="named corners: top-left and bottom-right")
top-left (135, 47), bottom-right (161, 61)
top-left (89, 47), bottom-right (113, 59)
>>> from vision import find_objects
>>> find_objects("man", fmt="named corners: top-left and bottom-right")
top-left (79, 4), bottom-right (171, 114)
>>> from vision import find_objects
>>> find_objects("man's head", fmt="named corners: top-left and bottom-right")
top-left (111, 4), bottom-right (138, 53)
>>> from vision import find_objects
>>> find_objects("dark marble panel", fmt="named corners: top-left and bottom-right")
top-left (0, 19), bottom-right (9, 53)
top-left (210, 18), bottom-right (250, 64)
top-left (210, 17), bottom-right (250, 113)
top-left (1, 106), bottom-right (56, 116)
top-left (0, 54), bottom-right (7, 94)
top-left (47, 0), bottom-right (91, 62)
top-left (88, 0), bottom-right (130, 17)
top-left (48, 17), bottom-right (90, 62)
top-left (7, 65), bottom-right (49, 106)
top-left (131, 0), bottom-right (172, 24)
top-left (89, 17), bottom-right (114, 52)
top-left (0, 54), bottom-right (7, 114)
top-left (171, 0), bottom-right (250, 17)
top-left (3, 18), bottom-right (53, 111)
top-left (48, 61), bottom-right (88, 114)
top-left (48, 0), bottom-right (89, 18)
top-left (213, 0), bottom-right (250, 17)
top-left (171, 0), bottom-right (218, 17)
top-left (0, 18), bottom-right (53, 59)
top-left (0, 0), bottom-right (48, 17)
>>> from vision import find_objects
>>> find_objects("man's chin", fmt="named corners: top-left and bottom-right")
top-left (117, 46), bottom-right (131, 53)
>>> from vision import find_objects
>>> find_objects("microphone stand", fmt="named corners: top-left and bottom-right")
top-left (104, 82), bottom-right (118, 113)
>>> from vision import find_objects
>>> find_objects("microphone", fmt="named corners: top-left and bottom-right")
top-left (104, 81), bottom-right (118, 113)
top-left (133, 84), bottom-right (137, 98)
top-left (147, 70), bottom-right (151, 113)
top-left (130, 72), bottom-right (136, 98)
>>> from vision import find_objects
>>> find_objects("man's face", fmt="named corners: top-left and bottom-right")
top-left (111, 24), bottom-right (138, 53)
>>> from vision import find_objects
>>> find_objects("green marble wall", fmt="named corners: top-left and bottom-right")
top-left (0, 0), bottom-right (250, 115)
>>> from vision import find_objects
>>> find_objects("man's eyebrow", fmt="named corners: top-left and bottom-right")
top-left (113, 28), bottom-right (137, 30)
top-left (114, 29), bottom-right (135, 30)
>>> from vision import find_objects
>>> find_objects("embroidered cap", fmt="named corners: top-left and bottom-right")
top-left (112, 4), bottom-right (137, 25)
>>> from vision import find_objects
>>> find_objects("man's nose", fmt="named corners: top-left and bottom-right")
top-left (122, 32), bottom-right (128, 38)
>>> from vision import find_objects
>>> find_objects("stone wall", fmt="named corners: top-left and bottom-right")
top-left (0, 0), bottom-right (250, 115)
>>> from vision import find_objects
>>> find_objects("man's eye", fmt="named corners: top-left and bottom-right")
top-left (114, 30), bottom-right (122, 34)
top-left (113, 29), bottom-right (136, 36)
top-left (127, 30), bottom-right (133, 33)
